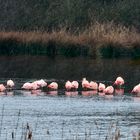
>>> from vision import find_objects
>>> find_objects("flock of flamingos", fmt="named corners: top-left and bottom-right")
top-left (0, 76), bottom-right (139, 95)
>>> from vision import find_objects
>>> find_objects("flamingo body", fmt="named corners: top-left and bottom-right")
top-left (31, 82), bottom-right (40, 90)
top-left (104, 86), bottom-right (114, 94)
top-left (35, 79), bottom-right (47, 88)
top-left (48, 82), bottom-right (58, 90)
top-left (132, 84), bottom-right (140, 94)
top-left (65, 81), bottom-right (72, 91)
top-left (98, 83), bottom-right (106, 92)
top-left (71, 81), bottom-right (79, 90)
top-left (89, 81), bottom-right (98, 90)
top-left (22, 82), bottom-right (32, 90)
top-left (114, 76), bottom-right (124, 86)
top-left (7, 80), bottom-right (15, 88)
top-left (82, 78), bottom-right (90, 89)
top-left (0, 84), bottom-right (6, 92)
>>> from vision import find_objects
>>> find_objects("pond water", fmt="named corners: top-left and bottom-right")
top-left (0, 91), bottom-right (140, 140)
top-left (0, 56), bottom-right (140, 139)
top-left (0, 55), bottom-right (140, 91)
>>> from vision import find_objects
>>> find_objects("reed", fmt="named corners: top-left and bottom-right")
top-left (0, 22), bottom-right (139, 58)
top-left (0, 105), bottom-right (4, 137)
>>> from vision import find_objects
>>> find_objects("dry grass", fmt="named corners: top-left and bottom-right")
top-left (0, 22), bottom-right (140, 58)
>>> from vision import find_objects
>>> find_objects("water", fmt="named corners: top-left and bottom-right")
top-left (0, 56), bottom-right (140, 91)
top-left (0, 91), bottom-right (139, 140)
top-left (0, 56), bottom-right (140, 139)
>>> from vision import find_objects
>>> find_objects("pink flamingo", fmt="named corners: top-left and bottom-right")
top-left (0, 84), bottom-right (6, 92)
top-left (71, 81), bottom-right (79, 90)
top-left (34, 79), bottom-right (47, 88)
top-left (82, 78), bottom-right (90, 89)
top-left (89, 81), bottom-right (98, 90)
top-left (104, 86), bottom-right (114, 94)
top-left (48, 82), bottom-right (58, 90)
top-left (22, 82), bottom-right (33, 90)
top-left (7, 80), bottom-right (15, 88)
top-left (131, 84), bottom-right (140, 94)
top-left (31, 82), bottom-right (40, 90)
top-left (65, 81), bottom-right (72, 91)
top-left (98, 83), bottom-right (106, 92)
top-left (114, 76), bottom-right (124, 87)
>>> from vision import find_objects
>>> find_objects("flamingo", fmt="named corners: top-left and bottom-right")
top-left (0, 84), bottom-right (6, 92)
top-left (34, 79), bottom-right (47, 88)
top-left (48, 82), bottom-right (58, 90)
top-left (22, 82), bottom-right (33, 90)
top-left (71, 81), bottom-right (79, 90)
top-left (98, 83), bottom-right (106, 92)
top-left (82, 78), bottom-right (90, 89)
top-left (65, 81), bottom-right (72, 91)
top-left (131, 84), bottom-right (140, 94)
top-left (89, 81), bottom-right (98, 90)
top-left (104, 86), bottom-right (114, 94)
top-left (114, 76), bottom-right (124, 87)
top-left (31, 82), bottom-right (40, 90)
top-left (7, 80), bottom-right (15, 88)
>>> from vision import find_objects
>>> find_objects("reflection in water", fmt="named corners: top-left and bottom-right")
top-left (115, 88), bottom-right (124, 95)
top-left (21, 90), bottom-right (32, 96)
top-left (48, 90), bottom-right (58, 96)
top-left (0, 56), bottom-right (140, 92)
top-left (31, 89), bottom-right (42, 95)
top-left (133, 96), bottom-right (140, 102)
top-left (81, 90), bottom-right (97, 96)
top-left (65, 91), bottom-right (78, 97)
top-left (6, 91), bottom-right (14, 96)
top-left (0, 92), bottom-right (5, 95)
top-left (98, 92), bottom-right (105, 96)
top-left (105, 95), bottom-right (114, 100)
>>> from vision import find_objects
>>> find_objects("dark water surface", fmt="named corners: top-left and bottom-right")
top-left (0, 56), bottom-right (140, 139)
top-left (0, 55), bottom-right (140, 91)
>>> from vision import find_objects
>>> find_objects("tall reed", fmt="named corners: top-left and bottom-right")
top-left (0, 22), bottom-right (139, 58)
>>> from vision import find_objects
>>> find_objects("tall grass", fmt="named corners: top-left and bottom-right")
top-left (0, 22), bottom-right (140, 58)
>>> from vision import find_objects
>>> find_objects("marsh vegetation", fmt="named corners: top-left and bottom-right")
top-left (0, 23), bottom-right (140, 58)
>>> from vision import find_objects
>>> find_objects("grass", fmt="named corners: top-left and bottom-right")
top-left (0, 22), bottom-right (140, 58)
